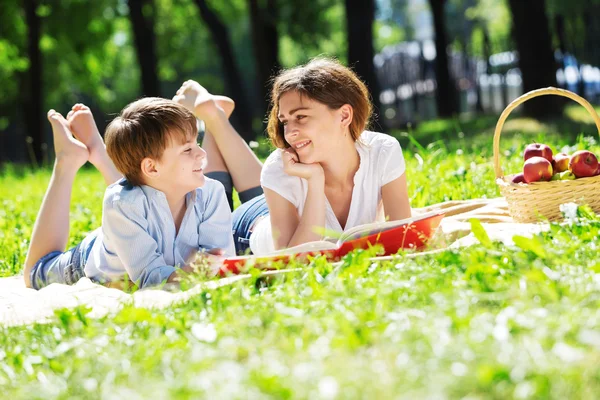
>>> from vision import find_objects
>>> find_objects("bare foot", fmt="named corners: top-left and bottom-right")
top-left (213, 95), bottom-right (235, 118)
top-left (173, 80), bottom-right (234, 121)
top-left (67, 104), bottom-right (106, 167)
top-left (48, 110), bottom-right (89, 170)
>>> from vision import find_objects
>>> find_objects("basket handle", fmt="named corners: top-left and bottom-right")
top-left (493, 87), bottom-right (600, 179)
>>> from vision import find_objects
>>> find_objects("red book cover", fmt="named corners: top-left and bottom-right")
top-left (219, 211), bottom-right (444, 276)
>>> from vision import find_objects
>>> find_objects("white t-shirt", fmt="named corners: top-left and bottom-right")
top-left (250, 131), bottom-right (406, 255)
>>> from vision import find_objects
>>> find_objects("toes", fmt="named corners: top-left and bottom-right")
top-left (48, 110), bottom-right (66, 123)
top-left (67, 110), bottom-right (74, 120)
top-left (71, 103), bottom-right (88, 112)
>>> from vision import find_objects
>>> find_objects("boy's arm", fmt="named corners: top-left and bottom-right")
top-left (196, 180), bottom-right (235, 257)
top-left (102, 199), bottom-right (176, 289)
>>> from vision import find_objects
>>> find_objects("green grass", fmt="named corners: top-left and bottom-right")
top-left (1, 109), bottom-right (600, 399)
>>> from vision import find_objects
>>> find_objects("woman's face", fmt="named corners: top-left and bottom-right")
top-left (278, 90), bottom-right (348, 164)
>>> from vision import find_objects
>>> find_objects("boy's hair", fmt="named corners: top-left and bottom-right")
top-left (105, 97), bottom-right (197, 186)
top-left (267, 57), bottom-right (372, 149)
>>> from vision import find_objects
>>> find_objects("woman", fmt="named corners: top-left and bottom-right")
top-left (230, 57), bottom-right (412, 255)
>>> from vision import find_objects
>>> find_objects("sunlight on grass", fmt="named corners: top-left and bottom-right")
top-left (1, 116), bottom-right (600, 398)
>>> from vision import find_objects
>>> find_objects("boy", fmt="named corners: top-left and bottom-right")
top-left (24, 96), bottom-right (235, 290)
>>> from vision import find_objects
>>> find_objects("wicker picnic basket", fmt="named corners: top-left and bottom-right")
top-left (494, 87), bottom-right (600, 222)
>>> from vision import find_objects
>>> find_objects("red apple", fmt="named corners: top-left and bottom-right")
top-left (596, 164), bottom-right (600, 176)
top-left (569, 150), bottom-right (599, 178)
top-left (524, 143), bottom-right (553, 163)
top-left (552, 153), bottom-right (570, 173)
top-left (511, 173), bottom-right (526, 184)
top-left (523, 156), bottom-right (553, 183)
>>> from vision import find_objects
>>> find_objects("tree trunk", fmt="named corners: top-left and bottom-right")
top-left (554, 14), bottom-right (567, 55)
top-left (428, 0), bottom-right (458, 118)
top-left (248, 0), bottom-right (280, 113)
top-left (24, 0), bottom-right (43, 165)
top-left (344, 0), bottom-right (382, 127)
top-left (128, 0), bottom-right (160, 97)
top-left (194, 0), bottom-right (254, 141)
top-left (508, 0), bottom-right (563, 118)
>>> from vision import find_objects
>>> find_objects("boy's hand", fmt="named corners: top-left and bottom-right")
top-left (282, 148), bottom-right (324, 181)
top-left (193, 248), bottom-right (226, 277)
top-left (167, 248), bottom-right (226, 284)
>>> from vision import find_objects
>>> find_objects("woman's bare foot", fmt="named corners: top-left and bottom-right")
top-left (213, 95), bottom-right (235, 118)
top-left (48, 110), bottom-right (88, 170)
top-left (66, 104), bottom-right (105, 167)
top-left (173, 80), bottom-right (235, 121)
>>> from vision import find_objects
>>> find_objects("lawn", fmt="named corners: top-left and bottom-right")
top-left (1, 109), bottom-right (600, 399)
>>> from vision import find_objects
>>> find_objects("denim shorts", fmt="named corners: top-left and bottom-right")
top-left (231, 194), bottom-right (269, 255)
top-left (29, 228), bottom-right (100, 290)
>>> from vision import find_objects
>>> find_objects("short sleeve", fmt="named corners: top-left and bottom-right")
top-left (260, 149), bottom-right (303, 208)
top-left (196, 179), bottom-right (236, 257)
top-left (378, 136), bottom-right (406, 185)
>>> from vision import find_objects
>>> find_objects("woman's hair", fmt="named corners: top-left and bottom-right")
top-left (266, 57), bottom-right (373, 149)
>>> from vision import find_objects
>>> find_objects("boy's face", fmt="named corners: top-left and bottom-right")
top-left (153, 131), bottom-right (207, 195)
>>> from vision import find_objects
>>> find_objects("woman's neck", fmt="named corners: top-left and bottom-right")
top-left (320, 139), bottom-right (360, 190)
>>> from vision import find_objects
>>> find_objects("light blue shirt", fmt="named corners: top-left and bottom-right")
top-left (84, 178), bottom-right (234, 288)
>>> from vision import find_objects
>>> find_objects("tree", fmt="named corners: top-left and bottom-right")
top-left (24, 0), bottom-right (44, 164)
top-left (248, 0), bottom-right (280, 114)
top-left (193, 0), bottom-right (254, 141)
top-left (428, 0), bottom-right (458, 118)
top-left (128, 0), bottom-right (160, 96)
top-left (507, 0), bottom-right (563, 118)
top-left (344, 0), bottom-right (382, 123)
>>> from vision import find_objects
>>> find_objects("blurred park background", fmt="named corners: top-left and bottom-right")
top-left (2, 0), bottom-right (600, 164)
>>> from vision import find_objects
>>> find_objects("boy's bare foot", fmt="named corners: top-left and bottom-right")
top-left (48, 110), bottom-right (88, 170)
top-left (173, 80), bottom-right (235, 121)
top-left (66, 103), bottom-right (122, 185)
top-left (66, 104), bottom-right (106, 167)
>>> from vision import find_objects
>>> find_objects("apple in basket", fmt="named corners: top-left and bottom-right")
top-left (511, 173), bottom-right (526, 184)
top-left (524, 143), bottom-right (553, 163)
top-left (523, 156), bottom-right (553, 183)
top-left (552, 153), bottom-right (570, 173)
top-left (550, 170), bottom-right (576, 181)
top-left (569, 150), bottom-right (599, 178)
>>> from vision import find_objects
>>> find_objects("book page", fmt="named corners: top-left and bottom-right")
top-left (266, 240), bottom-right (338, 256)
top-left (338, 210), bottom-right (444, 243)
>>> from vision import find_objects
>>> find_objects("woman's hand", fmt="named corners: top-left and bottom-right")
top-left (282, 148), bottom-right (324, 181)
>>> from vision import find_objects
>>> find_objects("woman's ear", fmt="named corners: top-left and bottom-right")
top-left (141, 157), bottom-right (159, 180)
top-left (340, 104), bottom-right (353, 127)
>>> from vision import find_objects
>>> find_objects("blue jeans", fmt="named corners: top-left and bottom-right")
top-left (231, 194), bottom-right (269, 255)
top-left (29, 228), bottom-right (99, 290)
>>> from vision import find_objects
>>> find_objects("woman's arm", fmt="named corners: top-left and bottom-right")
top-left (263, 174), bottom-right (326, 249)
top-left (381, 173), bottom-right (412, 221)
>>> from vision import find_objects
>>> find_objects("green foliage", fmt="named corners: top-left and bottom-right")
top-left (278, 0), bottom-right (347, 67)
top-left (2, 114), bottom-right (600, 397)
top-left (451, 0), bottom-right (513, 56)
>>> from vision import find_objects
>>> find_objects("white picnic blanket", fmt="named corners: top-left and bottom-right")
top-left (0, 198), bottom-right (550, 327)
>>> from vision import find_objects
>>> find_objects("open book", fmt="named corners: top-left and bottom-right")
top-left (219, 210), bottom-right (445, 276)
